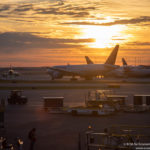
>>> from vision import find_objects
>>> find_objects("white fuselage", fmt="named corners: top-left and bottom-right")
top-left (127, 66), bottom-right (150, 77)
top-left (106, 65), bottom-right (150, 78)
top-left (48, 64), bottom-right (119, 79)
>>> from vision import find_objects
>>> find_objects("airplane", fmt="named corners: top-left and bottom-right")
top-left (86, 54), bottom-right (150, 78)
top-left (47, 45), bottom-right (119, 80)
top-left (122, 58), bottom-right (150, 69)
top-left (2, 65), bottom-right (20, 78)
top-left (121, 58), bottom-right (150, 78)
top-left (106, 57), bottom-right (150, 78)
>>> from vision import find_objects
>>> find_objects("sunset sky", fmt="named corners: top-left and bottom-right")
top-left (0, 0), bottom-right (150, 67)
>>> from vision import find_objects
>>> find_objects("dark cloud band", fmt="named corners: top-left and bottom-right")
top-left (62, 16), bottom-right (150, 26)
top-left (0, 32), bottom-right (94, 54)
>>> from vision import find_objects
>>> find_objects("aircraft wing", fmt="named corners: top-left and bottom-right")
top-left (48, 67), bottom-right (80, 76)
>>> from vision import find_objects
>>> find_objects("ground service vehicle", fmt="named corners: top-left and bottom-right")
top-left (7, 90), bottom-right (28, 104)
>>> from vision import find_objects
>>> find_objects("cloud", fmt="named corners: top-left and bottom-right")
top-left (0, 3), bottom-right (34, 17)
top-left (112, 38), bottom-right (125, 41)
top-left (62, 16), bottom-right (150, 26)
top-left (61, 21), bottom-right (102, 26)
top-left (128, 41), bottom-right (150, 46)
top-left (101, 16), bottom-right (150, 26)
top-left (0, 2), bottom-right (97, 20)
top-left (12, 4), bottom-right (33, 13)
top-left (35, 7), bottom-right (90, 17)
top-left (0, 14), bottom-right (9, 18)
top-left (0, 32), bottom-right (94, 54)
top-left (0, 4), bottom-right (10, 12)
top-left (64, 6), bottom-right (96, 11)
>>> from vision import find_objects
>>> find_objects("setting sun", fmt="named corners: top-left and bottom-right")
top-left (0, 0), bottom-right (150, 66)
top-left (80, 24), bottom-right (126, 48)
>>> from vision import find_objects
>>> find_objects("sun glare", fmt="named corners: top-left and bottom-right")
top-left (80, 24), bottom-right (126, 48)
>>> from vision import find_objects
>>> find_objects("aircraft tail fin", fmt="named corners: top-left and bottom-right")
top-left (122, 58), bottom-right (128, 66)
top-left (105, 45), bottom-right (119, 65)
top-left (85, 56), bottom-right (94, 64)
top-left (10, 64), bottom-right (12, 70)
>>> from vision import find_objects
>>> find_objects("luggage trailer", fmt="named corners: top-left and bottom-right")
top-left (79, 125), bottom-right (150, 150)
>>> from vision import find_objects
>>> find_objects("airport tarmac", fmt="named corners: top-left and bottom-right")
top-left (0, 79), bottom-right (150, 150)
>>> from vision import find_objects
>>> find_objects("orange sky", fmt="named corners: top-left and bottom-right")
top-left (0, 0), bottom-right (150, 67)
